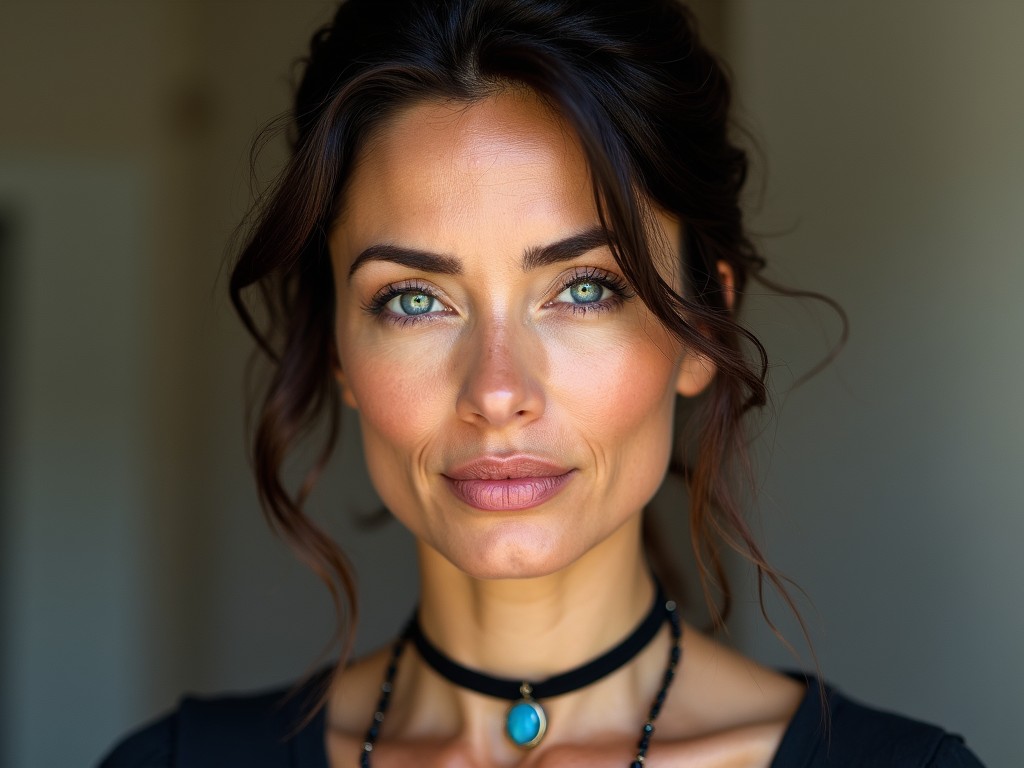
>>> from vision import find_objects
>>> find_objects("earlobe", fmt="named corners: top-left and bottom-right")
top-left (332, 357), bottom-right (360, 410)
top-left (674, 260), bottom-right (733, 397)
top-left (718, 260), bottom-right (736, 312)
top-left (675, 351), bottom-right (717, 398)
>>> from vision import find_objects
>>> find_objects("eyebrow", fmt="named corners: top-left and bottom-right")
top-left (347, 245), bottom-right (462, 280)
top-left (346, 225), bottom-right (610, 280)
top-left (522, 225), bottom-right (610, 271)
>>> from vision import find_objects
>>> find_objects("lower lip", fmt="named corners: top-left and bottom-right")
top-left (444, 471), bottom-right (576, 511)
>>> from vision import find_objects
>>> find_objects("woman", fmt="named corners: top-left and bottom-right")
top-left (103, 0), bottom-right (983, 765)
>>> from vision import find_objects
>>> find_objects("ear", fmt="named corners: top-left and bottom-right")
top-left (675, 350), bottom-right (717, 397)
top-left (718, 260), bottom-right (736, 312)
top-left (674, 260), bottom-right (736, 398)
top-left (331, 353), bottom-right (360, 410)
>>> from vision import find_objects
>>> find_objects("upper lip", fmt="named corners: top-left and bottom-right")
top-left (444, 455), bottom-right (572, 481)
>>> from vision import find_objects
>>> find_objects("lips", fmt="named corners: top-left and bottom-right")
top-left (443, 456), bottom-right (575, 511)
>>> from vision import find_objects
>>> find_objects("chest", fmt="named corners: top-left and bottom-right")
top-left (327, 726), bottom-right (783, 768)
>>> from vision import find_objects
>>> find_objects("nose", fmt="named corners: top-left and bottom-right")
top-left (455, 320), bottom-right (546, 429)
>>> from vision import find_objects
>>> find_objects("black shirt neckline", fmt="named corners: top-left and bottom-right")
top-left (299, 670), bottom-right (820, 768)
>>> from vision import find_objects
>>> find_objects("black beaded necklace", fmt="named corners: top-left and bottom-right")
top-left (359, 586), bottom-right (682, 768)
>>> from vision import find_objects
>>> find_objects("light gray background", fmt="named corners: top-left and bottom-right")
top-left (0, 2), bottom-right (1019, 766)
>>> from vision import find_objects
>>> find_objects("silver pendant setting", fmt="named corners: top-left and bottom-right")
top-left (504, 683), bottom-right (548, 749)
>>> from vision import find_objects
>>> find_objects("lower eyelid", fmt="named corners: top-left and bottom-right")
top-left (556, 294), bottom-right (623, 314)
top-left (376, 307), bottom-right (452, 328)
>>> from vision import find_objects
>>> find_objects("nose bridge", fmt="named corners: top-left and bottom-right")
top-left (457, 315), bottom-right (545, 427)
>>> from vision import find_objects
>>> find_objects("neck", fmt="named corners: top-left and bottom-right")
top-left (374, 517), bottom-right (676, 763)
top-left (416, 516), bottom-right (655, 680)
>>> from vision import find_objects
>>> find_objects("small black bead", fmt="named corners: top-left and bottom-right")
top-left (643, 723), bottom-right (654, 734)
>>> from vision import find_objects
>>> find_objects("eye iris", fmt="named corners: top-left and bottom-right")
top-left (569, 280), bottom-right (602, 303)
top-left (400, 292), bottom-right (433, 315)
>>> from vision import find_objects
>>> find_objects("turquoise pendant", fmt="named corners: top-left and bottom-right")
top-left (505, 683), bottom-right (547, 748)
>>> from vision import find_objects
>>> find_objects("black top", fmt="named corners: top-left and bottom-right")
top-left (99, 670), bottom-right (984, 767)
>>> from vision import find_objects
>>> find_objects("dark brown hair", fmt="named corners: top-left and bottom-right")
top-left (230, 0), bottom-right (812, 676)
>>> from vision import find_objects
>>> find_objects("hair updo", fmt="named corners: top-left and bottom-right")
top-left (230, 0), bottom-right (801, 668)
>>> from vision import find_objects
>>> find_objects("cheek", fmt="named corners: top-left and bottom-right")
top-left (546, 320), bottom-right (680, 506)
top-left (339, 336), bottom-right (455, 533)
top-left (342, 339), bottom-right (451, 449)
top-left (547, 319), bottom-right (679, 436)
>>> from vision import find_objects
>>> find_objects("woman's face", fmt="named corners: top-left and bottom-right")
top-left (330, 90), bottom-right (712, 579)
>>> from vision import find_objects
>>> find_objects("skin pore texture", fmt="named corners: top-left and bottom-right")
top-left (326, 90), bottom-right (803, 767)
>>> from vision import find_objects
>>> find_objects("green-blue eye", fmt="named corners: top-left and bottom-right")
top-left (569, 280), bottom-right (603, 303)
top-left (387, 291), bottom-right (441, 316)
top-left (557, 279), bottom-right (607, 304)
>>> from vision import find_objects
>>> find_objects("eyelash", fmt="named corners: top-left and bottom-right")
top-left (363, 267), bottom-right (634, 327)
top-left (550, 267), bottom-right (634, 316)
top-left (363, 279), bottom-right (452, 328)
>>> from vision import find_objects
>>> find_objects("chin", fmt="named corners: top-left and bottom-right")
top-left (439, 520), bottom-right (587, 581)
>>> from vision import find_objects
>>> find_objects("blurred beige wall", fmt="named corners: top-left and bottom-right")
top-left (723, 3), bottom-right (1023, 766)
top-left (0, 1), bottom-right (1019, 766)
top-left (1, 3), bottom-right (203, 764)
top-left (0, 2), bottom-right (374, 765)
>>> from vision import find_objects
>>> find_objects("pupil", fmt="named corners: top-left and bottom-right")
top-left (400, 292), bottom-right (432, 315)
top-left (570, 281), bottom-right (601, 303)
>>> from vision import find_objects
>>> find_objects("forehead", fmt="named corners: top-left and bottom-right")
top-left (332, 89), bottom-right (598, 262)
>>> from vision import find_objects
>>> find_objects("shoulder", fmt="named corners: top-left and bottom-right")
top-left (98, 711), bottom-right (176, 768)
top-left (98, 670), bottom-right (331, 768)
top-left (775, 673), bottom-right (985, 767)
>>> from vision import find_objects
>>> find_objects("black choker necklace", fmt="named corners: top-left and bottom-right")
top-left (359, 583), bottom-right (682, 768)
